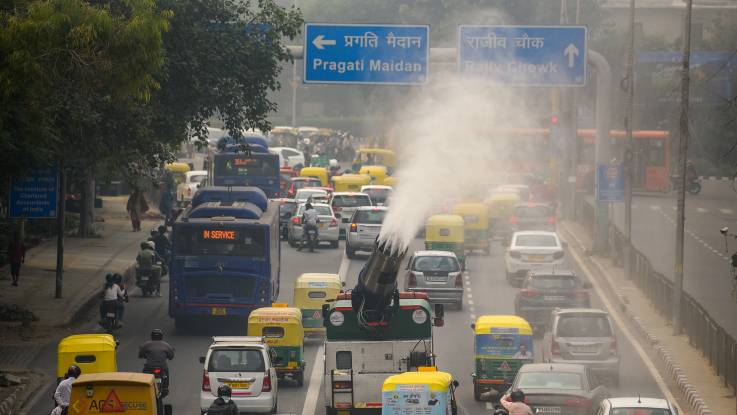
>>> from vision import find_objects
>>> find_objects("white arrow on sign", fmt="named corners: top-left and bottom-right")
top-left (312, 34), bottom-right (336, 50)
top-left (564, 43), bottom-right (579, 68)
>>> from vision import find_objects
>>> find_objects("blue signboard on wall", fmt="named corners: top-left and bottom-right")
top-left (596, 163), bottom-right (625, 203)
top-left (9, 167), bottom-right (59, 218)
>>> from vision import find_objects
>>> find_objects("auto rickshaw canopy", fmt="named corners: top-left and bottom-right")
top-left (300, 167), bottom-right (329, 186)
top-left (248, 306), bottom-right (304, 347)
top-left (425, 215), bottom-right (465, 243)
top-left (452, 203), bottom-right (489, 230)
top-left (332, 174), bottom-right (371, 192)
top-left (473, 315), bottom-right (532, 335)
top-left (354, 148), bottom-right (397, 169)
top-left (359, 165), bottom-right (389, 185)
top-left (382, 370), bottom-right (455, 393)
top-left (57, 334), bottom-right (117, 379)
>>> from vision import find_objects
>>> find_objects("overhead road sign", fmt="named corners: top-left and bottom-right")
top-left (9, 166), bottom-right (59, 218)
top-left (458, 25), bottom-right (587, 86)
top-left (304, 23), bottom-right (429, 85)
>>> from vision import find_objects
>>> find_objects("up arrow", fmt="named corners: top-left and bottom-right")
top-left (312, 34), bottom-right (336, 50)
top-left (564, 43), bottom-right (579, 68)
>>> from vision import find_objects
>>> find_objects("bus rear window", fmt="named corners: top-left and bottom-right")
top-left (175, 226), bottom-right (266, 256)
top-left (214, 155), bottom-right (278, 177)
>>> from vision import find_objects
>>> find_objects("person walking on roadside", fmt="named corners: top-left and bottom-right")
top-left (127, 188), bottom-right (149, 232)
top-left (7, 231), bottom-right (25, 286)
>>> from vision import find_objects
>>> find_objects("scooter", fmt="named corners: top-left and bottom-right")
top-left (304, 227), bottom-right (318, 252)
top-left (143, 365), bottom-right (169, 398)
top-left (100, 300), bottom-right (119, 334)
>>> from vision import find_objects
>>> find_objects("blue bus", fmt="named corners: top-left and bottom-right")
top-left (168, 198), bottom-right (280, 328)
top-left (212, 153), bottom-right (281, 198)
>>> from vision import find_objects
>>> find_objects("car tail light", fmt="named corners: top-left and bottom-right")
top-left (548, 216), bottom-right (556, 225)
top-left (202, 371), bottom-right (211, 391)
top-left (520, 288), bottom-right (540, 297)
top-left (553, 251), bottom-right (565, 259)
top-left (152, 368), bottom-right (162, 375)
top-left (330, 218), bottom-right (338, 227)
top-left (509, 251), bottom-right (521, 259)
top-left (453, 272), bottom-right (463, 287)
top-left (350, 223), bottom-right (358, 232)
top-left (262, 371), bottom-right (272, 392)
top-left (288, 184), bottom-right (295, 196)
top-left (333, 380), bottom-right (352, 390)
top-left (610, 336), bottom-right (618, 356)
top-left (551, 337), bottom-right (561, 356)
top-left (563, 397), bottom-right (591, 408)
top-left (292, 217), bottom-right (301, 225)
top-left (509, 216), bottom-right (518, 225)
top-left (408, 273), bottom-right (418, 287)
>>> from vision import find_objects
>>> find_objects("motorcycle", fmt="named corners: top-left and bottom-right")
top-left (136, 267), bottom-right (161, 297)
top-left (100, 300), bottom-right (119, 334)
top-left (303, 226), bottom-right (318, 252)
top-left (143, 365), bottom-right (169, 398)
top-left (670, 175), bottom-right (702, 195)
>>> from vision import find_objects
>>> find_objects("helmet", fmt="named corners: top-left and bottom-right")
top-left (113, 273), bottom-right (123, 284)
top-left (303, 138), bottom-right (311, 145)
top-left (67, 365), bottom-right (82, 379)
top-left (217, 384), bottom-right (232, 398)
top-left (151, 329), bottom-right (164, 341)
top-left (146, 241), bottom-right (156, 250)
top-left (305, 203), bottom-right (313, 210)
top-left (105, 273), bottom-right (114, 282)
top-left (150, 228), bottom-right (158, 237)
top-left (158, 225), bottom-right (167, 234)
top-left (510, 389), bottom-right (525, 403)
top-left (140, 241), bottom-right (149, 250)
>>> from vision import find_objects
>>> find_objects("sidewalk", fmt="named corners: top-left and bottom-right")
top-left (560, 219), bottom-right (733, 415)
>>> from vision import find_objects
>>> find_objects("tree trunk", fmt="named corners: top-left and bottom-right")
top-left (78, 169), bottom-right (96, 237)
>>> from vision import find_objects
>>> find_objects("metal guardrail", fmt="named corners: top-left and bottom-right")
top-left (577, 195), bottom-right (737, 394)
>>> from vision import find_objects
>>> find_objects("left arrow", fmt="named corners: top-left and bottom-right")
top-left (312, 34), bottom-right (336, 50)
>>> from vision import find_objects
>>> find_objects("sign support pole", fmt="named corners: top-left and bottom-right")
top-left (623, 0), bottom-right (636, 279)
top-left (55, 161), bottom-right (65, 299)
top-left (590, 50), bottom-right (613, 254)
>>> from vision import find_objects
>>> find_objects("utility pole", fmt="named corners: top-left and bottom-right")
top-left (558, 0), bottom-right (575, 220)
top-left (291, 60), bottom-right (298, 127)
top-left (673, 0), bottom-right (693, 334)
top-left (55, 162), bottom-right (65, 299)
top-left (623, 0), bottom-right (636, 279)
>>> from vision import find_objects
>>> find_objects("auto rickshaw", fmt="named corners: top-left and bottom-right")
top-left (247, 304), bottom-right (306, 386)
top-left (293, 273), bottom-right (343, 334)
top-left (165, 162), bottom-right (190, 185)
top-left (471, 315), bottom-right (533, 401)
top-left (382, 367), bottom-right (459, 415)
top-left (359, 165), bottom-right (389, 185)
top-left (424, 214), bottom-right (465, 269)
top-left (383, 176), bottom-right (398, 188)
top-left (300, 166), bottom-right (329, 186)
top-left (331, 174), bottom-right (371, 192)
top-left (57, 334), bottom-right (117, 383)
top-left (484, 191), bottom-right (521, 240)
top-left (452, 203), bottom-right (490, 255)
top-left (69, 372), bottom-right (172, 415)
top-left (352, 148), bottom-right (397, 173)
top-left (270, 126), bottom-right (299, 147)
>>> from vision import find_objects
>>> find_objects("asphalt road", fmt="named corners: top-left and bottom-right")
top-left (25, 234), bottom-right (671, 415)
top-left (586, 182), bottom-right (737, 336)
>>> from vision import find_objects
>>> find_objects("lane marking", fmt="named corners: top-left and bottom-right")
top-left (721, 208), bottom-right (734, 215)
top-left (467, 293), bottom-right (473, 299)
top-left (696, 207), bottom-right (708, 213)
top-left (301, 344), bottom-right (325, 415)
top-left (650, 205), bottom-right (661, 210)
top-left (566, 238), bottom-right (681, 408)
top-left (468, 300), bottom-right (474, 306)
top-left (337, 252), bottom-right (350, 282)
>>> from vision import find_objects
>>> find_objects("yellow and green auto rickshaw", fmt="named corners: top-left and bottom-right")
top-left (165, 162), bottom-right (191, 185)
top-left (382, 367), bottom-right (460, 415)
top-left (247, 305), bottom-right (306, 386)
top-left (57, 334), bottom-right (117, 383)
top-left (484, 191), bottom-right (521, 240)
top-left (425, 214), bottom-right (465, 269)
top-left (352, 148), bottom-right (397, 173)
top-left (69, 372), bottom-right (171, 415)
top-left (358, 165), bottom-right (389, 185)
top-left (453, 202), bottom-right (490, 255)
top-left (471, 315), bottom-right (533, 401)
top-left (293, 273), bottom-right (343, 334)
top-left (300, 166), bottom-right (330, 187)
top-left (331, 174), bottom-right (372, 192)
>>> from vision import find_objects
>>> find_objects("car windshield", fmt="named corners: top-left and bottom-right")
top-left (353, 210), bottom-right (386, 224)
top-left (363, 188), bottom-right (391, 203)
top-left (279, 202), bottom-right (296, 219)
top-left (515, 234), bottom-right (558, 247)
top-left (413, 256), bottom-right (459, 272)
top-left (527, 275), bottom-right (580, 290)
top-left (301, 206), bottom-right (333, 216)
top-left (190, 174), bottom-right (207, 184)
top-left (293, 180), bottom-right (319, 190)
top-left (208, 349), bottom-right (265, 372)
top-left (332, 195), bottom-right (372, 208)
top-left (517, 371), bottom-right (582, 390)
top-left (296, 190), bottom-right (326, 200)
top-left (515, 205), bottom-right (550, 218)
top-left (611, 409), bottom-right (672, 415)
top-left (557, 314), bottom-right (613, 337)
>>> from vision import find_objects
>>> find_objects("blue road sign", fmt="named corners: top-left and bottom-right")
top-left (9, 167), bottom-right (59, 218)
top-left (458, 25), bottom-right (587, 86)
top-left (596, 163), bottom-right (625, 202)
top-left (304, 23), bottom-right (429, 85)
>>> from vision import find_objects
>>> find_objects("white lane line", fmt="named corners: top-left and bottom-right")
top-left (467, 293), bottom-right (473, 299)
top-left (302, 344), bottom-right (325, 415)
top-left (650, 205), bottom-right (661, 210)
top-left (465, 287), bottom-right (472, 293)
top-left (337, 252), bottom-right (350, 282)
top-left (468, 300), bottom-right (474, 306)
top-left (721, 208), bottom-right (734, 215)
top-left (566, 240), bottom-right (681, 409)
top-left (696, 207), bottom-right (708, 213)
top-left (470, 313), bottom-right (477, 320)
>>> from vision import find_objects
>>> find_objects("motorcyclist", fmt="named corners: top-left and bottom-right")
top-left (100, 273), bottom-right (125, 326)
top-left (136, 241), bottom-right (162, 296)
top-left (139, 329), bottom-right (175, 395)
top-left (500, 389), bottom-right (533, 415)
top-left (298, 202), bottom-right (320, 252)
top-left (205, 384), bottom-right (239, 415)
top-left (113, 273), bottom-right (129, 322)
top-left (151, 225), bottom-right (171, 260)
top-left (52, 365), bottom-right (81, 415)
top-left (686, 160), bottom-right (698, 184)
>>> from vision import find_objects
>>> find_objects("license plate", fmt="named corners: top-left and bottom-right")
top-left (140, 276), bottom-right (149, 282)
top-left (544, 295), bottom-right (566, 301)
top-left (426, 276), bottom-right (447, 282)
top-left (570, 345), bottom-right (598, 353)
top-left (526, 254), bottom-right (547, 262)
top-left (211, 307), bottom-right (227, 316)
top-left (226, 382), bottom-right (250, 389)
top-left (534, 407), bottom-right (561, 414)
top-left (105, 312), bottom-right (116, 318)
top-left (319, 223), bottom-right (326, 229)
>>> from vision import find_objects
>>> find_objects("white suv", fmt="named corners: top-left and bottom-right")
top-left (199, 336), bottom-right (278, 414)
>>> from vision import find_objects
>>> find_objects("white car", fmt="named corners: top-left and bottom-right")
top-left (360, 185), bottom-right (393, 206)
top-left (294, 188), bottom-right (329, 204)
top-left (176, 170), bottom-right (208, 205)
top-left (270, 146), bottom-right (305, 169)
top-left (287, 203), bottom-right (340, 248)
top-left (330, 192), bottom-right (373, 237)
top-left (504, 231), bottom-right (566, 287)
top-left (598, 397), bottom-right (679, 414)
top-left (199, 336), bottom-right (278, 414)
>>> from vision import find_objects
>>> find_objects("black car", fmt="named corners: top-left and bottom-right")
top-left (509, 203), bottom-right (556, 233)
top-left (514, 271), bottom-right (591, 332)
top-left (275, 198), bottom-right (297, 240)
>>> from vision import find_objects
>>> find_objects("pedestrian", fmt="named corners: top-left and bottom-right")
top-left (127, 188), bottom-right (149, 232)
top-left (52, 365), bottom-right (81, 415)
top-left (7, 231), bottom-right (26, 286)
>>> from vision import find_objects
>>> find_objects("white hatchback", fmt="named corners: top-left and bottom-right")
top-left (598, 397), bottom-right (679, 414)
top-left (504, 231), bottom-right (566, 287)
top-left (199, 336), bottom-right (278, 414)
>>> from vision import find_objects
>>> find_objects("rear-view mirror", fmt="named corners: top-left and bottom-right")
top-left (198, 356), bottom-right (205, 364)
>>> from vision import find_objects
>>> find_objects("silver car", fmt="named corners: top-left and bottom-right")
top-left (330, 192), bottom-right (373, 238)
top-left (287, 203), bottom-right (340, 248)
top-left (345, 206), bottom-right (387, 257)
top-left (543, 308), bottom-right (620, 386)
top-left (403, 251), bottom-right (463, 310)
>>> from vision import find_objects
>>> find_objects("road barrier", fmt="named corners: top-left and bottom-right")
top-left (578, 195), bottom-right (737, 395)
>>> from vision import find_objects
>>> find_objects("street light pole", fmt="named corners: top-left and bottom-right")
top-left (673, 0), bottom-right (693, 334)
top-left (291, 60), bottom-right (297, 127)
top-left (623, 0), bottom-right (636, 280)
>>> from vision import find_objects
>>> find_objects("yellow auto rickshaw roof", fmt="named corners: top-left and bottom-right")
top-left (295, 273), bottom-right (342, 288)
top-left (317, 128), bottom-right (333, 136)
top-left (383, 177), bottom-right (398, 186)
top-left (359, 165), bottom-right (388, 174)
top-left (474, 315), bottom-right (532, 335)
top-left (426, 214), bottom-right (464, 227)
top-left (332, 174), bottom-right (371, 183)
top-left (58, 334), bottom-right (117, 353)
top-left (453, 202), bottom-right (488, 215)
top-left (382, 371), bottom-right (454, 392)
top-left (73, 372), bottom-right (154, 385)
top-left (485, 192), bottom-right (521, 203)
top-left (165, 162), bottom-right (190, 173)
top-left (301, 167), bottom-right (328, 174)
top-left (271, 126), bottom-right (297, 134)
top-left (248, 307), bottom-right (303, 322)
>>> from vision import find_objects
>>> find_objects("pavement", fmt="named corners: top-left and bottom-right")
top-left (560, 218), bottom-right (735, 415)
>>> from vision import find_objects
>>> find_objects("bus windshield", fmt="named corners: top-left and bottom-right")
top-left (175, 226), bottom-right (266, 257)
